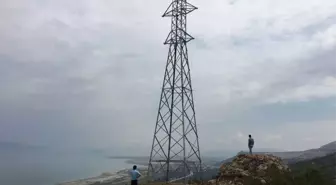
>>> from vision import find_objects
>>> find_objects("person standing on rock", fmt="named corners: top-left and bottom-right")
top-left (248, 135), bottom-right (254, 155)
top-left (130, 165), bottom-right (142, 185)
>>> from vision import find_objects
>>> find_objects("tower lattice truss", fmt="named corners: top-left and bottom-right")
top-left (148, 0), bottom-right (202, 181)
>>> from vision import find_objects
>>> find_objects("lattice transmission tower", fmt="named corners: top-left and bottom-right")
top-left (148, 0), bottom-right (202, 182)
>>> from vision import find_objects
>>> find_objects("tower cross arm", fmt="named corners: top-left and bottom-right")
top-left (162, 1), bottom-right (198, 17)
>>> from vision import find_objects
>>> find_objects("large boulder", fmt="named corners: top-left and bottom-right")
top-left (210, 154), bottom-right (290, 185)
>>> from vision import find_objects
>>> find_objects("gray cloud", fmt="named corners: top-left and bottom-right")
top-left (0, 0), bottom-right (335, 153)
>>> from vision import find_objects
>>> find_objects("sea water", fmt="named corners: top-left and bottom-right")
top-left (0, 150), bottom-right (130, 185)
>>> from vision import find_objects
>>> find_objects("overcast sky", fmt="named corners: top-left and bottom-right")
top-left (0, 0), bottom-right (335, 154)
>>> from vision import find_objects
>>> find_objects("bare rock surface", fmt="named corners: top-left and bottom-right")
top-left (209, 154), bottom-right (289, 185)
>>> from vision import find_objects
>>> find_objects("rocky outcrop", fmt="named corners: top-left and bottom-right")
top-left (209, 154), bottom-right (290, 185)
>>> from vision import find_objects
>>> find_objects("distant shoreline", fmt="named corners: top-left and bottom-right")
top-left (108, 156), bottom-right (149, 166)
top-left (57, 167), bottom-right (148, 185)
top-left (108, 156), bottom-right (148, 159)
top-left (57, 157), bottom-right (149, 185)
top-left (124, 159), bottom-right (148, 166)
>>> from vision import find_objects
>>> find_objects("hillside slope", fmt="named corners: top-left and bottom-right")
top-left (290, 152), bottom-right (336, 181)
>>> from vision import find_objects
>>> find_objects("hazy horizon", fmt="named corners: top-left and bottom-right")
top-left (1, 140), bottom-right (335, 158)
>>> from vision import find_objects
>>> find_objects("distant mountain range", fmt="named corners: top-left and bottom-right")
top-left (202, 148), bottom-right (286, 158)
top-left (217, 141), bottom-right (336, 166)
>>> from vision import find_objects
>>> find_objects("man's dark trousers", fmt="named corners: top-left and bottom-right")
top-left (131, 180), bottom-right (138, 185)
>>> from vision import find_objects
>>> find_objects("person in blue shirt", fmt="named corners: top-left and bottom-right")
top-left (130, 165), bottom-right (141, 185)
